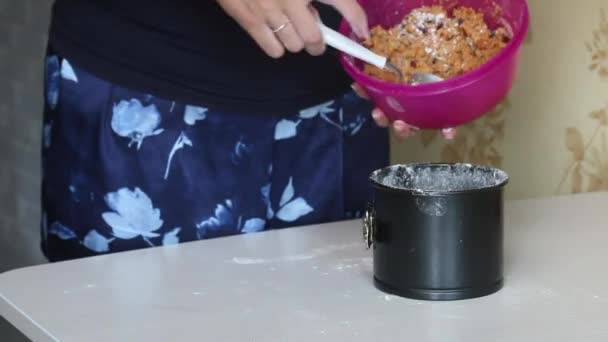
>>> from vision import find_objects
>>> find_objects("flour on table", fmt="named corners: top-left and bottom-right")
top-left (228, 243), bottom-right (359, 265)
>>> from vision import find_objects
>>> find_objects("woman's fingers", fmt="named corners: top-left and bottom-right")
top-left (373, 107), bottom-right (418, 140)
top-left (283, 2), bottom-right (325, 55)
top-left (217, 0), bottom-right (285, 58)
top-left (265, 8), bottom-right (305, 53)
top-left (217, 0), bottom-right (323, 57)
top-left (371, 108), bottom-right (389, 127)
top-left (392, 120), bottom-right (410, 139)
top-left (320, 0), bottom-right (369, 39)
top-left (393, 120), bottom-right (418, 140)
top-left (218, 0), bottom-right (370, 57)
top-left (441, 128), bottom-right (457, 140)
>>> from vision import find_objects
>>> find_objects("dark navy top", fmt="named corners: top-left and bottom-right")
top-left (48, 0), bottom-right (353, 114)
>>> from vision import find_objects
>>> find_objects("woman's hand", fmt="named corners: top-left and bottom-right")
top-left (216, 0), bottom-right (456, 140)
top-left (351, 83), bottom-right (457, 141)
top-left (216, 0), bottom-right (369, 58)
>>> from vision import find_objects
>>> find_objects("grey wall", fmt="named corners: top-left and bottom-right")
top-left (1, 0), bottom-right (53, 340)
top-left (0, 0), bottom-right (50, 270)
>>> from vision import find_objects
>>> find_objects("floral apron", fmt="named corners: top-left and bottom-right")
top-left (41, 53), bottom-right (390, 261)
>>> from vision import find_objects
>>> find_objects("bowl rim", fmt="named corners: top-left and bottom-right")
top-left (339, 0), bottom-right (530, 96)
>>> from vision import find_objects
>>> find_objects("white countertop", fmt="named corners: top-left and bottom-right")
top-left (1, 192), bottom-right (608, 342)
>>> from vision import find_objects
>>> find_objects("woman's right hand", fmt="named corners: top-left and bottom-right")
top-left (216, 0), bottom-right (370, 58)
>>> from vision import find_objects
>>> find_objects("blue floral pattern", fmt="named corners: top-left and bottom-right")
top-left (101, 187), bottom-right (164, 240)
top-left (45, 55), bottom-right (60, 110)
top-left (183, 105), bottom-right (207, 125)
top-left (83, 230), bottom-right (114, 253)
top-left (60, 59), bottom-right (79, 83)
top-left (165, 132), bottom-right (192, 179)
top-left (194, 199), bottom-right (267, 239)
top-left (47, 220), bottom-right (115, 253)
top-left (48, 222), bottom-right (78, 240)
top-left (268, 177), bottom-right (314, 222)
top-left (111, 99), bottom-right (164, 149)
top-left (162, 228), bottom-right (181, 246)
top-left (40, 54), bottom-right (389, 261)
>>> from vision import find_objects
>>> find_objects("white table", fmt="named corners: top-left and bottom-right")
top-left (1, 193), bottom-right (607, 342)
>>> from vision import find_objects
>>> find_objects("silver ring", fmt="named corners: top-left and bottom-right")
top-left (271, 21), bottom-right (291, 33)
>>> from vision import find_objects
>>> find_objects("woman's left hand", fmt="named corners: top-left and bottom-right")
top-left (351, 83), bottom-right (457, 141)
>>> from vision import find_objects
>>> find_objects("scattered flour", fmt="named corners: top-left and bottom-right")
top-left (229, 243), bottom-right (359, 265)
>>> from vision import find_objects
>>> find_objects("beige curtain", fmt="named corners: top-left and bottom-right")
top-left (391, 0), bottom-right (608, 200)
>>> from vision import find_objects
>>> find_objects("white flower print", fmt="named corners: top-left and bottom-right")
top-left (162, 228), bottom-right (181, 246)
top-left (60, 59), bottom-right (78, 83)
top-left (264, 177), bottom-right (314, 222)
top-left (299, 100), bottom-right (334, 119)
top-left (111, 99), bottom-right (164, 149)
top-left (277, 198), bottom-right (314, 222)
top-left (196, 200), bottom-right (266, 239)
top-left (83, 229), bottom-right (114, 253)
top-left (48, 222), bottom-right (77, 240)
top-left (302, 100), bottom-right (342, 129)
top-left (184, 105), bottom-right (207, 125)
top-left (338, 104), bottom-right (368, 136)
top-left (46, 221), bottom-right (115, 253)
top-left (341, 92), bottom-right (372, 136)
top-left (275, 100), bottom-right (341, 140)
top-left (274, 119), bottom-right (300, 140)
top-left (101, 187), bottom-right (164, 240)
top-left (164, 132), bottom-right (193, 180)
top-left (261, 184), bottom-right (274, 220)
top-left (196, 200), bottom-right (235, 238)
top-left (45, 55), bottom-right (60, 110)
top-left (231, 138), bottom-right (251, 165)
top-left (280, 178), bottom-right (295, 207)
top-left (241, 218), bottom-right (265, 233)
top-left (260, 164), bottom-right (275, 220)
top-left (345, 113), bottom-right (366, 136)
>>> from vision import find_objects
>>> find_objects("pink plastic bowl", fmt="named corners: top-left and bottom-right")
top-left (339, 0), bottom-right (530, 129)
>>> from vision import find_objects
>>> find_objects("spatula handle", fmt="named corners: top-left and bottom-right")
top-left (318, 22), bottom-right (387, 69)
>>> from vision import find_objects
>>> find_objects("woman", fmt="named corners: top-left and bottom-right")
top-left (41, 0), bottom-right (453, 261)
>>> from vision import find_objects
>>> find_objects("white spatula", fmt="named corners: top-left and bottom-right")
top-left (318, 22), bottom-right (443, 84)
